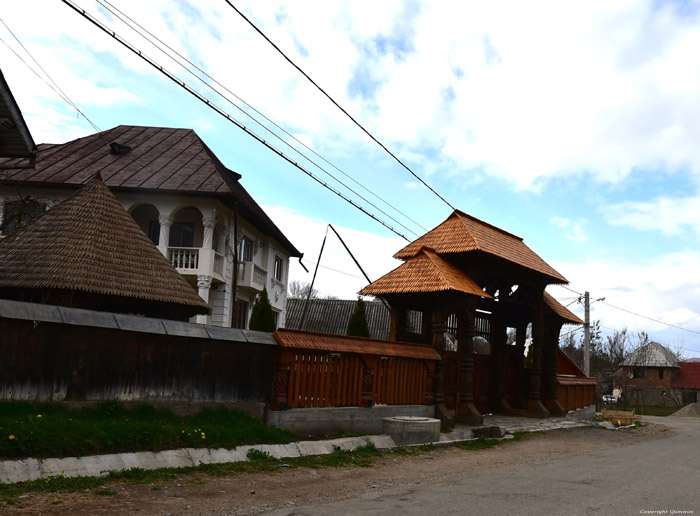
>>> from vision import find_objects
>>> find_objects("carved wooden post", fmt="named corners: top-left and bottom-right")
top-left (528, 291), bottom-right (550, 417)
top-left (424, 361), bottom-right (435, 405)
top-left (543, 321), bottom-right (567, 415)
top-left (456, 303), bottom-right (483, 425)
top-left (431, 308), bottom-right (453, 423)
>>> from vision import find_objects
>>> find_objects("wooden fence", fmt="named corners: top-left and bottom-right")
top-left (272, 329), bottom-right (440, 410)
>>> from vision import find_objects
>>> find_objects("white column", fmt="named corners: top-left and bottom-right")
top-left (202, 209), bottom-right (217, 250)
top-left (158, 214), bottom-right (173, 257)
top-left (196, 275), bottom-right (213, 324)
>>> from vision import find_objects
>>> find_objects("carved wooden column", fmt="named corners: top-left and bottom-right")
top-left (543, 321), bottom-right (567, 415)
top-left (528, 291), bottom-right (550, 417)
top-left (515, 323), bottom-right (528, 409)
top-left (456, 303), bottom-right (483, 425)
top-left (431, 308), bottom-right (453, 423)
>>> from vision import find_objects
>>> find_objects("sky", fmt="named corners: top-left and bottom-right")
top-left (2, 0), bottom-right (700, 358)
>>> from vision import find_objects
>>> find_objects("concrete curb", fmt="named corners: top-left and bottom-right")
top-left (0, 434), bottom-right (399, 485)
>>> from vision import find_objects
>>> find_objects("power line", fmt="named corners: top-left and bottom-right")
top-left (61, 0), bottom-right (413, 241)
top-left (0, 16), bottom-right (102, 134)
top-left (600, 300), bottom-right (700, 336)
top-left (223, 1), bottom-right (455, 211)
top-left (95, 0), bottom-right (425, 238)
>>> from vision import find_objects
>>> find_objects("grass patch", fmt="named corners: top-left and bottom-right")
top-left (0, 401), bottom-right (295, 459)
top-left (0, 444), bottom-right (384, 504)
top-left (624, 405), bottom-right (678, 417)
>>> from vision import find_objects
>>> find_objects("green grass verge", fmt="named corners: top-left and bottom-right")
top-left (0, 401), bottom-right (295, 459)
top-left (0, 444), bottom-right (384, 505)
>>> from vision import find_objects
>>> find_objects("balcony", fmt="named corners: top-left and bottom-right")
top-left (169, 247), bottom-right (225, 283)
top-left (237, 261), bottom-right (267, 292)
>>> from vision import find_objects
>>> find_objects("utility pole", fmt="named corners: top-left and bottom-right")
top-left (583, 291), bottom-right (590, 376)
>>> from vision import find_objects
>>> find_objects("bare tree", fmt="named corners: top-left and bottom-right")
top-left (288, 280), bottom-right (318, 300)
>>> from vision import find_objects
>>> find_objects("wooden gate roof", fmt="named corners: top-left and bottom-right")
top-left (394, 210), bottom-right (567, 284)
top-left (544, 292), bottom-right (583, 325)
top-left (0, 174), bottom-right (209, 315)
top-left (359, 247), bottom-right (491, 298)
top-left (274, 328), bottom-right (441, 360)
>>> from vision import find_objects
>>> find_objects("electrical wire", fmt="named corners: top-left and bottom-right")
top-left (222, 0), bottom-right (455, 211)
top-left (0, 16), bottom-right (102, 134)
top-left (95, 0), bottom-right (425, 238)
top-left (60, 0), bottom-right (413, 241)
top-left (600, 300), bottom-right (700, 336)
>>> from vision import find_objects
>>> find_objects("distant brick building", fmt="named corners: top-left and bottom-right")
top-left (619, 342), bottom-right (681, 406)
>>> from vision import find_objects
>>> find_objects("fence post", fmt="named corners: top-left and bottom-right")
top-left (361, 356), bottom-right (377, 407)
top-left (272, 350), bottom-right (293, 410)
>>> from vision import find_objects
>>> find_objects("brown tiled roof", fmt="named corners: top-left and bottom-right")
top-left (274, 328), bottom-right (441, 361)
top-left (544, 292), bottom-right (583, 324)
top-left (394, 210), bottom-right (567, 284)
top-left (0, 125), bottom-right (301, 257)
top-left (0, 174), bottom-right (209, 313)
top-left (359, 247), bottom-right (491, 298)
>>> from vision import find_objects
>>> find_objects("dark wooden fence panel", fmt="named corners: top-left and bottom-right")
top-left (0, 319), bottom-right (276, 403)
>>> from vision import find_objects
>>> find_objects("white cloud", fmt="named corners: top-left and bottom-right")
top-left (550, 251), bottom-right (700, 356)
top-left (602, 194), bottom-right (700, 237)
top-left (549, 216), bottom-right (589, 242)
top-left (262, 204), bottom-right (405, 299)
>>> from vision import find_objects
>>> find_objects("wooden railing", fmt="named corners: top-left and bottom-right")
top-left (271, 330), bottom-right (439, 410)
top-left (557, 376), bottom-right (597, 411)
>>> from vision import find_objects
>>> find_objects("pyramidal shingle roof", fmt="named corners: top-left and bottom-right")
top-left (544, 292), bottom-right (583, 325)
top-left (622, 341), bottom-right (679, 368)
top-left (394, 210), bottom-right (567, 284)
top-left (0, 174), bottom-right (209, 314)
top-left (359, 247), bottom-right (492, 298)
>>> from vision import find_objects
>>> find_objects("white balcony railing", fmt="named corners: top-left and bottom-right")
top-left (237, 261), bottom-right (267, 291)
top-left (169, 247), bottom-right (224, 283)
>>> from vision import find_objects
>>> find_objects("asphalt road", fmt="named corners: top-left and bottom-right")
top-left (259, 416), bottom-right (700, 516)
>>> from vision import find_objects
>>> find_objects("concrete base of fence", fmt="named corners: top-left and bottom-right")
top-left (266, 405), bottom-right (435, 436)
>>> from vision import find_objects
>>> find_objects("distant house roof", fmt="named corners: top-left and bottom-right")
top-left (544, 292), bottom-right (583, 325)
top-left (286, 298), bottom-right (393, 339)
top-left (359, 247), bottom-right (492, 298)
top-left (673, 362), bottom-right (700, 389)
top-left (0, 174), bottom-right (209, 317)
top-left (622, 342), bottom-right (679, 368)
top-left (393, 210), bottom-right (567, 284)
top-left (0, 70), bottom-right (36, 158)
top-left (274, 328), bottom-right (441, 361)
top-left (0, 125), bottom-right (301, 257)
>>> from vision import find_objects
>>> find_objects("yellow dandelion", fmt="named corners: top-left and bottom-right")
top-left (9, 435), bottom-right (15, 440)
top-left (36, 414), bottom-right (42, 418)
top-left (181, 430), bottom-right (185, 434)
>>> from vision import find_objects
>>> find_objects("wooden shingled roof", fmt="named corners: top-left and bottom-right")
top-left (0, 174), bottom-right (209, 314)
top-left (359, 247), bottom-right (491, 298)
top-left (0, 125), bottom-right (301, 257)
top-left (394, 210), bottom-right (567, 284)
top-left (544, 292), bottom-right (583, 325)
top-left (274, 328), bottom-right (441, 361)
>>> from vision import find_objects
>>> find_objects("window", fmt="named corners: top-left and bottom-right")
top-left (240, 236), bottom-right (254, 262)
top-left (1, 200), bottom-right (46, 236)
top-left (274, 256), bottom-right (284, 282)
top-left (168, 222), bottom-right (194, 247)
top-left (148, 220), bottom-right (160, 245)
top-left (633, 367), bottom-right (644, 379)
top-left (659, 368), bottom-right (664, 380)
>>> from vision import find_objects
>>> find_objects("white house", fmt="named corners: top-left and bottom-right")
top-left (0, 124), bottom-right (302, 329)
